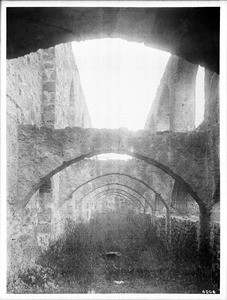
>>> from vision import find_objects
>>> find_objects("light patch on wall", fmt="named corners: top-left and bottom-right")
top-left (92, 153), bottom-right (132, 161)
top-left (72, 39), bottom-right (170, 131)
top-left (195, 66), bottom-right (205, 127)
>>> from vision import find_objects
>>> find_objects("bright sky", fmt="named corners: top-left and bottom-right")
top-left (72, 38), bottom-right (171, 130)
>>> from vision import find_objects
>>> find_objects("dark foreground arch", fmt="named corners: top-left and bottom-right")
top-left (7, 7), bottom-right (219, 73)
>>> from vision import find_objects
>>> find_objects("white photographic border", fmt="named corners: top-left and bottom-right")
top-left (1, 1), bottom-right (226, 299)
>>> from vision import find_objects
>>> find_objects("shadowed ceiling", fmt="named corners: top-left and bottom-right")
top-left (7, 7), bottom-right (219, 73)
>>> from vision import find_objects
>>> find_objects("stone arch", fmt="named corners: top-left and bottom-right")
top-left (81, 187), bottom-right (156, 220)
top-left (70, 184), bottom-right (151, 212)
top-left (84, 189), bottom-right (147, 212)
top-left (86, 190), bottom-right (150, 219)
top-left (72, 182), bottom-right (170, 235)
top-left (74, 186), bottom-right (163, 231)
top-left (74, 182), bottom-right (155, 212)
top-left (20, 148), bottom-right (205, 212)
top-left (66, 173), bottom-right (166, 210)
top-left (63, 185), bottom-right (156, 227)
top-left (91, 189), bottom-right (146, 207)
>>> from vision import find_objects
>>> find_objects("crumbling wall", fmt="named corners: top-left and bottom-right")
top-left (145, 62), bottom-right (220, 264)
top-left (7, 52), bottom-right (44, 275)
top-left (39, 44), bottom-right (91, 129)
top-left (156, 215), bottom-right (200, 256)
top-left (203, 70), bottom-right (220, 206)
top-left (55, 43), bottom-right (91, 129)
top-left (156, 214), bottom-right (219, 279)
top-left (8, 191), bottom-right (39, 275)
top-left (7, 53), bottom-right (43, 126)
top-left (7, 52), bottom-right (43, 206)
top-left (7, 43), bottom-right (92, 275)
top-left (210, 220), bottom-right (220, 282)
top-left (169, 216), bottom-right (199, 257)
top-left (171, 181), bottom-right (199, 216)
top-left (40, 47), bottom-right (56, 128)
top-left (193, 71), bottom-right (219, 264)
top-left (7, 43), bottom-right (91, 204)
top-left (145, 55), bottom-right (198, 132)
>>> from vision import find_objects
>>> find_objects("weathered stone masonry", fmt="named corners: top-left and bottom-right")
top-left (7, 42), bottom-right (92, 270)
top-left (145, 55), bottom-right (198, 132)
top-left (6, 7), bottom-right (220, 289)
top-left (7, 47), bottom-right (220, 278)
top-left (16, 127), bottom-right (210, 208)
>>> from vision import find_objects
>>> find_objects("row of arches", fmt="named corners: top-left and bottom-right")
top-left (89, 189), bottom-right (148, 211)
top-left (22, 147), bottom-right (207, 247)
top-left (31, 153), bottom-right (203, 244)
top-left (65, 173), bottom-right (167, 210)
top-left (64, 174), bottom-right (170, 234)
top-left (23, 149), bottom-right (205, 212)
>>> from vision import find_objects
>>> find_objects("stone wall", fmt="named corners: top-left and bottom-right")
top-left (210, 221), bottom-right (220, 282)
top-left (156, 214), bottom-right (220, 269)
top-left (7, 42), bottom-right (91, 203)
top-left (38, 43), bottom-right (92, 129)
top-left (145, 55), bottom-right (198, 132)
top-left (203, 70), bottom-right (220, 206)
top-left (7, 52), bottom-right (43, 126)
top-left (145, 62), bottom-right (219, 212)
top-left (171, 181), bottom-right (199, 216)
top-left (40, 47), bottom-right (56, 128)
top-left (55, 43), bottom-right (91, 129)
top-left (144, 62), bottom-right (220, 266)
top-left (169, 216), bottom-right (199, 257)
top-left (7, 42), bottom-right (91, 131)
top-left (7, 52), bottom-right (43, 206)
top-left (8, 191), bottom-right (40, 275)
top-left (7, 43), bottom-right (92, 275)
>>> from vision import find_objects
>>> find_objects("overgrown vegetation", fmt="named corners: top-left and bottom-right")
top-left (8, 210), bottom-right (219, 294)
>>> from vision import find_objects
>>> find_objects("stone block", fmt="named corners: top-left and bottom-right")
top-left (37, 233), bottom-right (50, 249)
top-left (37, 223), bottom-right (51, 234)
top-left (38, 208), bottom-right (52, 223)
top-left (43, 81), bottom-right (55, 93)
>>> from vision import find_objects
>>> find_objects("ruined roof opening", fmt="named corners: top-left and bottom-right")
top-left (72, 38), bottom-right (170, 131)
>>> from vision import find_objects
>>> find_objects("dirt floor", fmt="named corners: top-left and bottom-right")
top-left (87, 253), bottom-right (207, 294)
top-left (7, 215), bottom-right (219, 294)
top-left (9, 252), bottom-right (209, 294)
